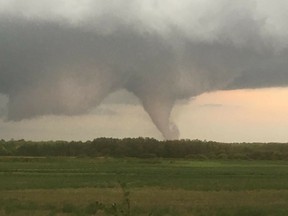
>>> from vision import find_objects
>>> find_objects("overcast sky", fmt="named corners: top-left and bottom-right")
top-left (0, 0), bottom-right (288, 142)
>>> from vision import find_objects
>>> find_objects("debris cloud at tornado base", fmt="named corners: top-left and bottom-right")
top-left (0, 0), bottom-right (288, 139)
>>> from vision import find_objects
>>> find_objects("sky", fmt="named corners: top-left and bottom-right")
top-left (0, 0), bottom-right (288, 142)
top-left (1, 88), bottom-right (288, 143)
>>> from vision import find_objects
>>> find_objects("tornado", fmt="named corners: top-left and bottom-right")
top-left (0, 0), bottom-right (288, 139)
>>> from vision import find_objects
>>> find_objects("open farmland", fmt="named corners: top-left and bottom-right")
top-left (0, 157), bottom-right (288, 215)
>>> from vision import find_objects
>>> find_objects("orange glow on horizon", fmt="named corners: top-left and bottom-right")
top-left (195, 88), bottom-right (288, 121)
top-left (176, 88), bottom-right (288, 142)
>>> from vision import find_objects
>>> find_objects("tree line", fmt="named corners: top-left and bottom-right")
top-left (1, 138), bottom-right (288, 160)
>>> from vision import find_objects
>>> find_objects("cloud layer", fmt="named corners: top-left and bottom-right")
top-left (0, 0), bottom-right (288, 139)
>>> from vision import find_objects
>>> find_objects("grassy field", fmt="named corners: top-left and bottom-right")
top-left (0, 157), bottom-right (288, 215)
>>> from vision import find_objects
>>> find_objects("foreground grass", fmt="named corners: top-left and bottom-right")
top-left (1, 157), bottom-right (288, 191)
top-left (1, 188), bottom-right (288, 215)
top-left (1, 157), bottom-right (288, 215)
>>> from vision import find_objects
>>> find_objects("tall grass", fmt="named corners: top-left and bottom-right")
top-left (1, 158), bottom-right (288, 215)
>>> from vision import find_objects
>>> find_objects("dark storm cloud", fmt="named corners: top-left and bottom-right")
top-left (0, 0), bottom-right (287, 139)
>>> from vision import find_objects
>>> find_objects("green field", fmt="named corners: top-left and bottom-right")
top-left (1, 157), bottom-right (288, 215)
